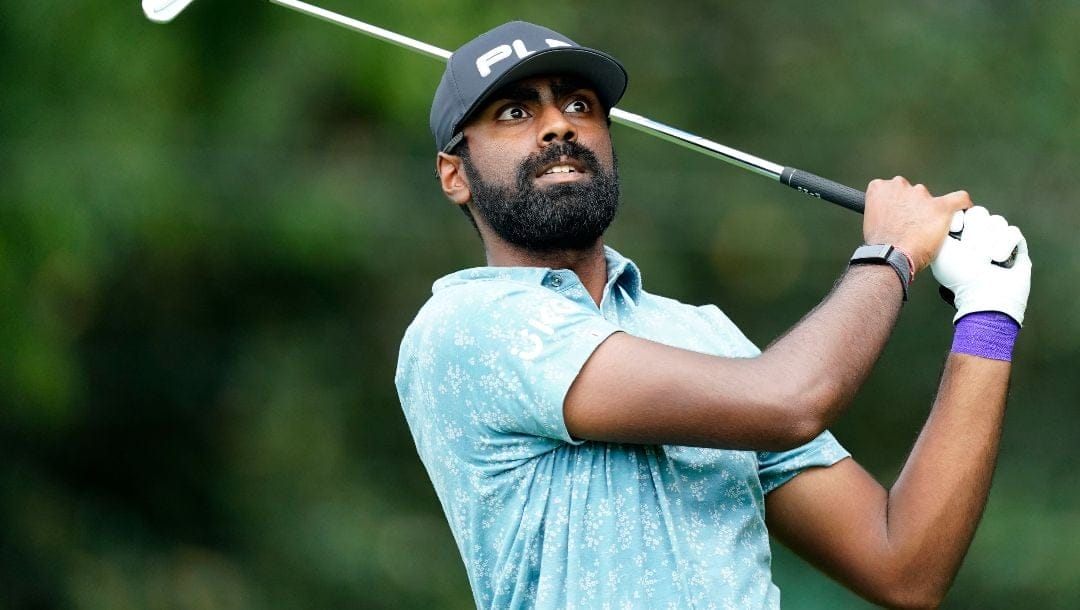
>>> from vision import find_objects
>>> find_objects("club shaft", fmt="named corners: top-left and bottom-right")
top-left (268, 0), bottom-right (865, 214)
top-left (607, 108), bottom-right (782, 178)
top-left (270, 0), bottom-right (450, 60)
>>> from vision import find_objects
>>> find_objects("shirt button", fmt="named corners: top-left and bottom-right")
top-left (550, 275), bottom-right (562, 287)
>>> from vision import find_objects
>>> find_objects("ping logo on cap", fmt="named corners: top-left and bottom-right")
top-left (475, 38), bottom-right (573, 77)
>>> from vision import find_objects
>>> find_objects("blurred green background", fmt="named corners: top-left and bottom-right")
top-left (3, 1), bottom-right (1078, 608)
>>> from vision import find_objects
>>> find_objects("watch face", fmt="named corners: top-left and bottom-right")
top-left (854, 244), bottom-right (893, 260)
top-left (849, 244), bottom-right (910, 301)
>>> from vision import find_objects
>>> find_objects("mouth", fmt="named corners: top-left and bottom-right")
top-left (535, 156), bottom-right (589, 182)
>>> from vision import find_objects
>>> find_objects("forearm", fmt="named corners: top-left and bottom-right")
top-left (883, 353), bottom-right (1010, 598)
top-left (764, 352), bottom-right (1012, 608)
top-left (757, 262), bottom-right (904, 432)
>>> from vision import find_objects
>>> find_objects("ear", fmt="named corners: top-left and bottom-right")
top-left (437, 152), bottom-right (471, 206)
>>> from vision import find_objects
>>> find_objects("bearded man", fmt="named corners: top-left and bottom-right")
top-left (396, 21), bottom-right (1031, 609)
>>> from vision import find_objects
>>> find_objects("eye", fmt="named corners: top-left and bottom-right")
top-left (564, 98), bottom-right (591, 114)
top-left (496, 105), bottom-right (530, 121)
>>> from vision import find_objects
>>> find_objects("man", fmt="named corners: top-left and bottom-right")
top-left (396, 21), bottom-right (1031, 609)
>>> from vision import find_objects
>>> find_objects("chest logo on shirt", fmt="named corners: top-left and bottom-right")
top-left (510, 298), bottom-right (581, 361)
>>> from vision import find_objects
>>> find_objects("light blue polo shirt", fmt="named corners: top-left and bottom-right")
top-left (395, 246), bottom-right (849, 609)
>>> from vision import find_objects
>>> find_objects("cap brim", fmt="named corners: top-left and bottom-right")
top-left (453, 46), bottom-right (628, 138)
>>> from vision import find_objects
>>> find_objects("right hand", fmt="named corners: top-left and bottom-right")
top-left (862, 177), bottom-right (972, 272)
top-left (930, 206), bottom-right (1031, 326)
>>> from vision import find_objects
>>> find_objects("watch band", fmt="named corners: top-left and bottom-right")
top-left (849, 244), bottom-right (911, 301)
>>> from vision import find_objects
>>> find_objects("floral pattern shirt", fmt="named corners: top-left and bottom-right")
top-left (396, 246), bottom-right (849, 609)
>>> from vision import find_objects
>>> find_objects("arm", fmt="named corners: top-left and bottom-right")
top-left (565, 264), bottom-right (902, 450)
top-left (565, 178), bottom-right (971, 450)
top-left (764, 209), bottom-right (1031, 608)
top-left (764, 353), bottom-right (1009, 609)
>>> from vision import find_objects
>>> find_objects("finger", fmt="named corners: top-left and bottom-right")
top-left (991, 225), bottom-right (1022, 263)
top-left (950, 210), bottom-right (965, 233)
top-left (1008, 233), bottom-right (1032, 271)
top-left (987, 214), bottom-right (1008, 233)
top-left (960, 207), bottom-right (994, 247)
top-left (965, 205), bottom-right (990, 222)
top-left (937, 189), bottom-right (973, 211)
top-left (981, 214), bottom-right (1010, 249)
top-left (1015, 233), bottom-right (1030, 263)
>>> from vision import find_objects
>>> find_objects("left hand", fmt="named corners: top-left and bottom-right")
top-left (930, 206), bottom-right (1031, 325)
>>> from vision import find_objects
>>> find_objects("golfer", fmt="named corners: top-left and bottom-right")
top-left (396, 21), bottom-right (1031, 609)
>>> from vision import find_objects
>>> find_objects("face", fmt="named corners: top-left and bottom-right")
top-left (446, 76), bottom-right (620, 252)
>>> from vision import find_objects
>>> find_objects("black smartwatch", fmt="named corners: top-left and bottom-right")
top-left (849, 244), bottom-right (911, 301)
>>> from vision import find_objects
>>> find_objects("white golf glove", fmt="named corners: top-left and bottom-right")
top-left (930, 206), bottom-right (1031, 326)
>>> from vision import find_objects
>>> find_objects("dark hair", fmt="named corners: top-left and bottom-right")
top-left (445, 103), bottom-right (614, 231)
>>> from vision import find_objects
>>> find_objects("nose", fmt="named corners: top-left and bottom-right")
top-left (536, 104), bottom-right (575, 147)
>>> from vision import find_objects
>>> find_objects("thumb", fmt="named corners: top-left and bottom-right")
top-left (937, 190), bottom-right (974, 212)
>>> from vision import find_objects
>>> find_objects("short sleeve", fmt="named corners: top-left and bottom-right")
top-left (757, 430), bottom-right (851, 494)
top-left (397, 281), bottom-right (620, 454)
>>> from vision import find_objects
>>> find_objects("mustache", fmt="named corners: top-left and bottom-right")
top-left (516, 142), bottom-right (603, 184)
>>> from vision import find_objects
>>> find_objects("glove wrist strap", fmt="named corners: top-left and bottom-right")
top-left (951, 311), bottom-right (1020, 362)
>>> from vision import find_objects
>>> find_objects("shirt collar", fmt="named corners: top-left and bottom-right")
top-left (602, 246), bottom-right (642, 302)
top-left (432, 245), bottom-right (643, 302)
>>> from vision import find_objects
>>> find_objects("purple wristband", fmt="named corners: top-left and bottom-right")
top-left (951, 312), bottom-right (1020, 362)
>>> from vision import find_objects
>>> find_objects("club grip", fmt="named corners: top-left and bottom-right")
top-left (780, 167), bottom-right (1017, 271)
top-left (780, 167), bottom-right (865, 214)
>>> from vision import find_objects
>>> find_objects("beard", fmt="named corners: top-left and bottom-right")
top-left (459, 140), bottom-right (620, 253)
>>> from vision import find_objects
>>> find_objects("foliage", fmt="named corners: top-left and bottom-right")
top-left (3, 1), bottom-right (1078, 608)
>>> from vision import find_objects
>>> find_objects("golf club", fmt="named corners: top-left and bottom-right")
top-left (142, 0), bottom-right (869, 214)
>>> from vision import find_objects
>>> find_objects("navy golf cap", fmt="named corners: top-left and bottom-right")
top-left (430, 21), bottom-right (628, 153)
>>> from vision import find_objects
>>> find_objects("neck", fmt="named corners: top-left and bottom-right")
top-left (485, 239), bottom-right (609, 306)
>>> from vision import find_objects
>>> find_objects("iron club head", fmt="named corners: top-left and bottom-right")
top-left (143, 0), bottom-right (199, 23)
